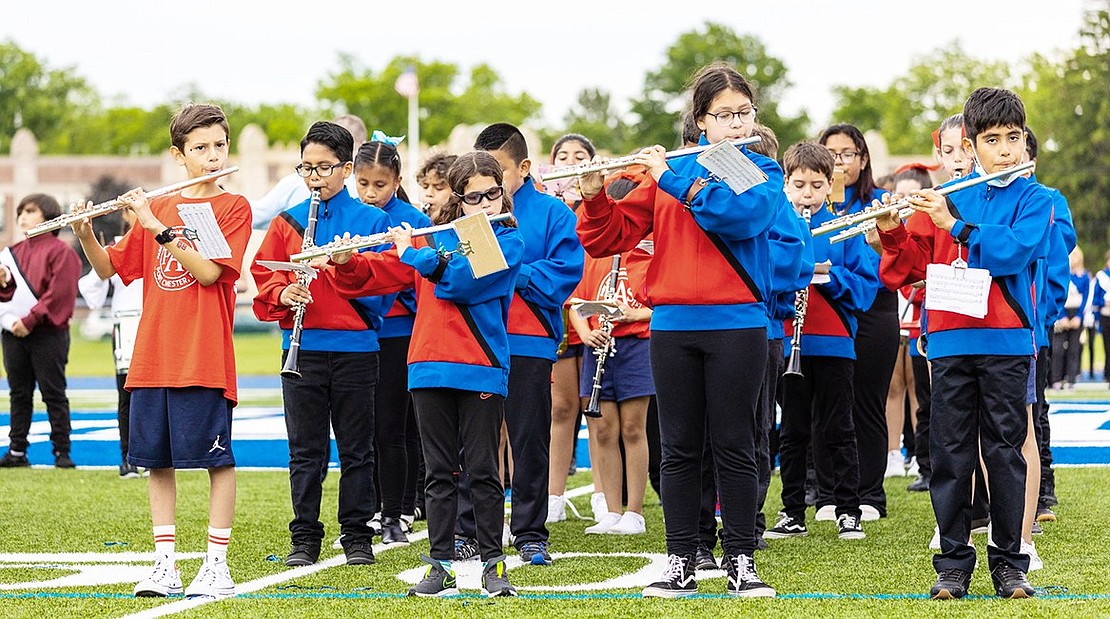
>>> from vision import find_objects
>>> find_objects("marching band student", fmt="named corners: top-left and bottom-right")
top-left (1052, 247), bottom-right (1090, 389)
top-left (765, 142), bottom-right (877, 542)
top-left (0, 194), bottom-right (81, 470)
top-left (472, 123), bottom-right (585, 566)
top-left (251, 121), bottom-right (391, 568)
top-left (547, 133), bottom-right (597, 525)
top-left (417, 151), bottom-right (457, 222)
top-left (876, 87), bottom-right (1051, 599)
top-left (817, 124), bottom-right (889, 522)
top-left (77, 208), bottom-right (144, 478)
top-left (329, 151), bottom-right (525, 598)
top-left (883, 164), bottom-right (932, 480)
top-left (571, 175), bottom-right (654, 536)
top-left (73, 103), bottom-right (252, 598)
top-left (1094, 251), bottom-right (1110, 384)
top-left (353, 135), bottom-right (432, 545)
top-left (578, 62), bottom-right (782, 598)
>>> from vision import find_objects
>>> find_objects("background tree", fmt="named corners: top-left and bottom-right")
top-left (628, 22), bottom-right (809, 152)
top-left (548, 88), bottom-right (631, 155)
top-left (0, 41), bottom-right (97, 154)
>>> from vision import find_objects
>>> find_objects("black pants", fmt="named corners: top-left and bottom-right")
top-left (1101, 316), bottom-right (1110, 382)
top-left (405, 413), bottom-right (424, 516)
top-left (780, 356), bottom-right (861, 520)
top-left (375, 336), bottom-right (418, 519)
top-left (820, 292), bottom-right (897, 515)
top-left (911, 355), bottom-right (932, 478)
top-left (3, 328), bottom-right (71, 455)
top-left (116, 373), bottom-right (132, 460)
top-left (414, 388), bottom-right (505, 562)
top-left (282, 350), bottom-right (378, 545)
top-left (1050, 327), bottom-right (1082, 385)
top-left (1034, 346), bottom-right (1057, 506)
top-left (653, 329), bottom-right (764, 557)
top-left (646, 396), bottom-right (662, 500)
top-left (930, 355), bottom-right (1030, 573)
top-left (698, 435), bottom-right (719, 550)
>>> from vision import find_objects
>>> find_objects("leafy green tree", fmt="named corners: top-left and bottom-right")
top-left (628, 22), bottom-right (809, 152)
top-left (551, 88), bottom-right (631, 155)
top-left (0, 41), bottom-right (97, 154)
top-left (316, 55), bottom-right (542, 147)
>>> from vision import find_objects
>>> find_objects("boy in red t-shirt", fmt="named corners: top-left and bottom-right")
top-left (73, 103), bottom-right (251, 599)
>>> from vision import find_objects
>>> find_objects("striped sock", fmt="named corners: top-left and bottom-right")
top-left (438, 558), bottom-right (453, 572)
top-left (208, 526), bottom-right (231, 562)
top-left (153, 525), bottom-right (175, 557)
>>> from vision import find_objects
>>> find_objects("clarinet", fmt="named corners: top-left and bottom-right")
top-left (783, 206), bottom-right (812, 378)
top-left (585, 255), bottom-right (622, 417)
top-left (280, 189), bottom-right (321, 379)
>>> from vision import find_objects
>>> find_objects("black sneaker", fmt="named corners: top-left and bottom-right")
top-left (755, 537), bottom-right (768, 551)
top-left (724, 553), bottom-right (775, 597)
top-left (1031, 520), bottom-right (1043, 535)
top-left (381, 517), bottom-right (410, 545)
top-left (970, 517), bottom-right (990, 535)
top-left (481, 555), bottom-right (517, 598)
top-left (284, 541), bottom-right (320, 567)
top-left (836, 514), bottom-right (865, 540)
top-left (694, 544), bottom-right (717, 570)
top-left (907, 475), bottom-right (930, 492)
top-left (408, 555), bottom-right (459, 597)
top-left (518, 541), bottom-right (552, 566)
top-left (642, 554), bottom-right (697, 598)
top-left (54, 452), bottom-right (75, 469)
top-left (1036, 505), bottom-right (1056, 523)
top-left (930, 568), bottom-right (972, 599)
top-left (119, 462), bottom-right (141, 479)
top-left (763, 513), bottom-right (807, 539)
top-left (454, 537), bottom-right (480, 561)
top-left (991, 563), bottom-right (1035, 599)
top-left (0, 451), bottom-right (30, 468)
top-left (344, 539), bottom-right (376, 565)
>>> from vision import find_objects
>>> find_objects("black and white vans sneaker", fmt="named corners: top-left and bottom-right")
top-left (763, 513), bottom-right (807, 539)
top-left (642, 554), bottom-right (697, 598)
top-left (724, 553), bottom-right (776, 598)
top-left (836, 514), bottom-right (866, 540)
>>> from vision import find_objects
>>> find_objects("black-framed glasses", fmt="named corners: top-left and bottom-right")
top-left (708, 107), bottom-right (757, 124)
top-left (455, 186), bottom-right (504, 205)
top-left (828, 150), bottom-right (860, 163)
top-left (295, 162), bottom-right (346, 178)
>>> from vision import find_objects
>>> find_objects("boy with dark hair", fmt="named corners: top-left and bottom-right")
top-left (462, 122), bottom-right (584, 565)
top-left (765, 142), bottom-right (877, 542)
top-left (251, 121), bottom-right (392, 567)
top-left (73, 103), bottom-right (252, 598)
top-left (876, 87), bottom-right (1052, 599)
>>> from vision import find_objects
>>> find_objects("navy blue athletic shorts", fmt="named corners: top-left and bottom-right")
top-left (128, 386), bottom-right (235, 469)
top-left (579, 336), bottom-right (655, 402)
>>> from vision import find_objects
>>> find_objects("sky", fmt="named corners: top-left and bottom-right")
top-left (4, 0), bottom-right (1093, 133)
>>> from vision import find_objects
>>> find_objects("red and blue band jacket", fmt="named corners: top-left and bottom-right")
top-left (878, 173), bottom-right (1052, 359)
top-left (379, 195), bottom-right (433, 339)
top-left (767, 196), bottom-right (815, 340)
top-left (251, 189), bottom-right (392, 353)
top-left (331, 224), bottom-right (524, 397)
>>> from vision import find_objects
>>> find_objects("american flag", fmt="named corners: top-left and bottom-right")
top-left (394, 66), bottom-right (419, 99)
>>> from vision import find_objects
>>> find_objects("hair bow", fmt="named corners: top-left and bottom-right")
top-left (371, 130), bottom-right (406, 146)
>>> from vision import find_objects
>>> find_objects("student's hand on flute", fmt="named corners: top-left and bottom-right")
top-left (578, 157), bottom-right (605, 199)
top-left (635, 145), bottom-right (669, 182)
top-left (909, 189), bottom-right (955, 231)
top-left (69, 201), bottom-right (94, 240)
top-left (327, 233), bottom-right (355, 265)
top-left (873, 194), bottom-right (902, 232)
top-left (118, 188), bottom-right (161, 234)
top-left (391, 223), bottom-right (414, 257)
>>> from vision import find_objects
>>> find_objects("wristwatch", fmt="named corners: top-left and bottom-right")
top-left (154, 228), bottom-right (177, 245)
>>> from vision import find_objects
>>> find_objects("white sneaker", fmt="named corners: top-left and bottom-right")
top-left (1022, 539), bottom-right (1044, 571)
top-left (585, 512), bottom-right (622, 534)
top-left (400, 513), bottom-right (415, 533)
top-left (929, 526), bottom-right (941, 550)
top-left (369, 511), bottom-right (383, 536)
top-left (184, 556), bottom-right (235, 599)
top-left (501, 523), bottom-right (512, 548)
top-left (546, 495), bottom-right (567, 524)
top-left (860, 504), bottom-right (881, 521)
top-left (605, 511), bottom-right (647, 535)
top-left (884, 450), bottom-right (906, 478)
top-left (815, 505), bottom-right (837, 521)
top-left (331, 535), bottom-right (344, 550)
top-left (134, 554), bottom-right (182, 597)
top-left (590, 492), bottom-right (607, 521)
top-left (906, 456), bottom-right (919, 477)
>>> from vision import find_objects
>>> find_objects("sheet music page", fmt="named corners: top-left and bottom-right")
top-left (255, 260), bottom-right (318, 280)
top-left (0, 248), bottom-right (39, 332)
top-left (177, 203), bottom-right (232, 259)
top-left (924, 263), bottom-right (992, 318)
top-left (696, 141), bottom-right (768, 195)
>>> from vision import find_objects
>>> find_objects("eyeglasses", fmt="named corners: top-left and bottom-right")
top-left (708, 107), bottom-right (757, 125)
top-left (455, 186), bottom-right (504, 205)
top-left (828, 150), bottom-right (860, 163)
top-left (294, 162), bottom-right (345, 178)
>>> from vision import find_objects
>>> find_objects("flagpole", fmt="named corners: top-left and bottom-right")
top-left (407, 90), bottom-right (420, 201)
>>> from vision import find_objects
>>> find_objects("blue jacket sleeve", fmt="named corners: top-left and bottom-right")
top-left (768, 202), bottom-right (811, 295)
top-left (821, 235), bottom-right (880, 314)
top-left (1093, 269), bottom-right (1110, 312)
top-left (1045, 225), bottom-right (1070, 325)
top-left (952, 184), bottom-right (1053, 277)
top-left (516, 206), bottom-right (585, 309)
top-left (1049, 189), bottom-right (1077, 253)
top-left (405, 229), bottom-right (525, 305)
top-left (657, 149), bottom-right (782, 241)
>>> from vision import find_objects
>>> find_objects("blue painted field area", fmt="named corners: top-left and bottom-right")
top-left (2, 376), bottom-right (1109, 468)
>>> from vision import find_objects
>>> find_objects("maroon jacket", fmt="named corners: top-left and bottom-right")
top-left (0, 234), bottom-right (81, 330)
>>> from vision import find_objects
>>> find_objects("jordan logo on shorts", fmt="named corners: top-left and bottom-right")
top-left (208, 435), bottom-right (226, 453)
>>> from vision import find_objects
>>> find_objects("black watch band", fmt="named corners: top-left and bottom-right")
top-left (154, 228), bottom-right (177, 245)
